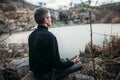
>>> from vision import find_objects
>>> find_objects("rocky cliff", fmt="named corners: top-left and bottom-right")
top-left (0, 0), bottom-right (36, 33)
top-left (0, 1), bottom-right (119, 34)
top-left (95, 2), bottom-right (120, 23)
top-left (67, 2), bottom-right (120, 23)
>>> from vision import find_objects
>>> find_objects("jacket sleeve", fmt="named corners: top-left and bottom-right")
top-left (46, 34), bottom-right (74, 69)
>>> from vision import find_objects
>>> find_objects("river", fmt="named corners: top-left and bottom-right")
top-left (4, 24), bottom-right (120, 58)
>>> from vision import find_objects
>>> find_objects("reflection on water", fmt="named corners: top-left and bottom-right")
top-left (5, 24), bottom-right (120, 58)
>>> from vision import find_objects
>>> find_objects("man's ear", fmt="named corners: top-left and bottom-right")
top-left (43, 18), bottom-right (48, 23)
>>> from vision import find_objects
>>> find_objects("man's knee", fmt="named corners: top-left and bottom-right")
top-left (70, 61), bottom-right (83, 71)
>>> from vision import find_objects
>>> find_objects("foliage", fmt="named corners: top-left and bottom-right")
top-left (85, 35), bottom-right (120, 60)
top-left (59, 12), bottom-right (69, 24)
top-left (39, 2), bottom-right (46, 7)
top-left (76, 3), bottom-right (93, 9)
top-left (84, 34), bottom-right (120, 79)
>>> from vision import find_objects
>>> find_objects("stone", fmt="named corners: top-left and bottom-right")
top-left (74, 73), bottom-right (94, 80)
top-left (7, 57), bottom-right (29, 77)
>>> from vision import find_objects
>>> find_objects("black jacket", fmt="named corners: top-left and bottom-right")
top-left (28, 25), bottom-right (74, 76)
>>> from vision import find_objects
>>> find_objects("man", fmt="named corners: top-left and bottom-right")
top-left (28, 7), bottom-right (82, 80)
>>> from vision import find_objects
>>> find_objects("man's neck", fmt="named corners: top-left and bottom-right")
top-left (41, 23), bottom-right (48, 28)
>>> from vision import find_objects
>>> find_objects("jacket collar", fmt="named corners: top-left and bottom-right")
top-left (37, 24), bottom-right (48, 30)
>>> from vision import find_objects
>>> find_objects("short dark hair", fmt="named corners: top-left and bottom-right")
top-left (34, 7), bottom-right (49, 24)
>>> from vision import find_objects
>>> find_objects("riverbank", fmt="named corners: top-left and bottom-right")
top-left (0, 24), bottom-right (120, 79)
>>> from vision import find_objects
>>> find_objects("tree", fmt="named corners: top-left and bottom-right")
top-left (39, 2), bottom-right (46, 7)
top-left (69, 2), bottom-right (74, 7)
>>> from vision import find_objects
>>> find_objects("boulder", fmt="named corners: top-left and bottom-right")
top-left (7, 57), bottom-right (29, 77)
top-left (74, 74), bottom-right (94, 80)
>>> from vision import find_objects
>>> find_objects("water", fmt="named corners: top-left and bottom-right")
top-left (5, 24), bottom-right (120, 58)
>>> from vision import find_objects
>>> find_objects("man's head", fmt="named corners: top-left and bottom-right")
top-left (34, 7), bottom-right (52, 26)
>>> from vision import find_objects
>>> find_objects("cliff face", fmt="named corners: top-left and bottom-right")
top-left (64, 2), bottom-right (120, 24)
top-left (0, 0), bottom-right (36, 33)
top-left (0, 1), bottom-right (119, 34)
top-left (94, 2), bottom-right (120, 23)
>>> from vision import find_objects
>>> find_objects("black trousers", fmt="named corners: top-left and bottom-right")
top-left (34, 61), bottom-right (83, 80)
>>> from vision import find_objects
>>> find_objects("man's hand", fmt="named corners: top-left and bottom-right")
top-left (72, 55), bottom-right (80, 63)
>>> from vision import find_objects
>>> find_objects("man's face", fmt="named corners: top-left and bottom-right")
top-left (45, 12), bottom-right (52, 26)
